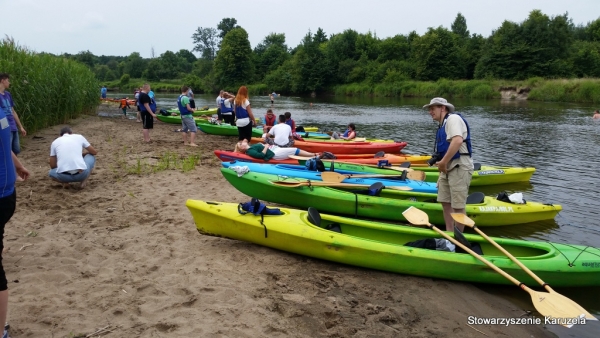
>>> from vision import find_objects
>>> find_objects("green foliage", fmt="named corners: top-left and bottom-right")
top-left (120, 74), bottom-right (130, 88)
top-left (411, 27), bottom-right (465, 80)
top-left (254, 33), bottom-right (290, 83)
top-left (192, 27), bottom-right (218, 60)
top-left (214, 27), bottom-right (254, 89)
top-left (217, 18), bottom-right (239, 39)
top-left (451, 13), bottom-right (470, 39)
top-left (0, 37), bottom-right (98, 133)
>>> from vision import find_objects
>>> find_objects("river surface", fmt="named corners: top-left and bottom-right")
top-left (108, 92), bottom-right (600, 336)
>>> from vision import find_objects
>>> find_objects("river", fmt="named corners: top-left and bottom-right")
top-left (108, 92), bottom-right (600, 336)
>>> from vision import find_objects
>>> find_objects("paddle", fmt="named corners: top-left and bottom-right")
top-left (321, 171), bottom-right (424, 183)
top-left (402, 206), bottom-right (588, 326)
top-left (269, 180), bottom-right (413, 191)
top-left (450, 213), bottom-right (597, 321)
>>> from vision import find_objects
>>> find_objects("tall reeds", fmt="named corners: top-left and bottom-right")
top-left (0, 37), bottom-right (99, 133)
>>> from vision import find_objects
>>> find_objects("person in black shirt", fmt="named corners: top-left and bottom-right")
top-left (139, 83), bottom-right (157, 142)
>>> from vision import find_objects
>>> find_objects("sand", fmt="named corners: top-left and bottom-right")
top-left (3, 104), bottom-right (554, 337)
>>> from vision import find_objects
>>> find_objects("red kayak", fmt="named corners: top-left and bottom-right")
top-left (214, 150), bottom-right (430, 165)
top-left (249, 138), bottom-right (407, 154)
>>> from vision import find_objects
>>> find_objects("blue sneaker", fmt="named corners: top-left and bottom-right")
top-left (2, 324), bottom-right (9, 338)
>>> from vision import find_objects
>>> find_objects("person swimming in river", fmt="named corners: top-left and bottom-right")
top-left (593, 110), bottom-right (600, 119)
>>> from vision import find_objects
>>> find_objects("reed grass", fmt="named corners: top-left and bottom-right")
top-left (0, 37), bottom-right (99, 133)
top-left (334, 78), bottom-right (600, 102)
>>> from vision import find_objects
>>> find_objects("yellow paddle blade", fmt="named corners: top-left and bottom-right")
top-left (402, 206), bottom-right (430, 227)
top-left (450, 213), bottom-right (475, 227)
top-left (524, 287), bottom-right (588, 328)
top-left (451, 213), bottom-right (597, 322)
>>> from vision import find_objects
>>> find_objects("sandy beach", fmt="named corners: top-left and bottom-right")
top-left (3, 103), bottom-right (554, 337)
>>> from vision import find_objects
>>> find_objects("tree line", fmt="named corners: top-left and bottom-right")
top-left (62, 11), bottom-right (600, 94)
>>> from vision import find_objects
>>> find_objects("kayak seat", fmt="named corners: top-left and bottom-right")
top-left (466, 192), bottom-right (485, 204)
top-left (307, 207), bottom-right (321, 226)
top-left (325, 223), bottom-right (342, 233)
top-left (473, 163), bottom-right (481, 171)
top-left (399, 162), bottom-right (411, 168)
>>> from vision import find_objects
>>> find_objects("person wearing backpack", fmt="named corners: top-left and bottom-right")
top-left (423, 97), bottom-right (473, 232)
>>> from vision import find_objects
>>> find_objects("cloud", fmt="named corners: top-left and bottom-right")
top-left (57, 12), bottom-right (107, 33)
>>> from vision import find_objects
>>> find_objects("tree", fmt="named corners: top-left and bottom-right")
top-left (120, 74), bottom-right (130, 89)
top-left (411, 27), bottom-right (465, 80)
top-left (254, 33), bottom-right (290, 82)
top-left (213, 27), bottom-right (254, 89)
top-left (294, 30), bottom-right (331, 92)
top-left (451, 13), bottom-right (470, 39)
top-left (192, 27), bottom-right (218, 60)
top-left (123, 52), bottom-right (145, 78)
top-left (217, 18), bottom-right (239, 39)
top-left (176, 49), bottom-right (197, 64)
top-left (74, 50), bottom-right (96, 68)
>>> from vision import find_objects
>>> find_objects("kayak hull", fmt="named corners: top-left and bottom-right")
top-left (220, 161), bottom-right (438, 193)
top-left (221, 168), bottom-right (562, 227)
top-left (214, 150), bottom-right (431, 165)
top-left (187, 200), bottom-right (599, 286)
top-left (250, 138), bottom-right (407, 155)
top-left (300, 161), bottom-right (536, 186)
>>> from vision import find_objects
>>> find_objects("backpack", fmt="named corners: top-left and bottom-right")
top-left (238, 198), bottom-right (283, 238)
top-left (305, 157), bottom-right (325, 172)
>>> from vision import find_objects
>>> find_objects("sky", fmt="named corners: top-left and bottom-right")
top-left (1, 0), bottom-right (598, 58)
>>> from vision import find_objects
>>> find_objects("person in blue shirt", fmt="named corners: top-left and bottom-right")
top-left (0, 104), bottom-right (30, 338)
top-left (100, 86), bottom-right (107, 99)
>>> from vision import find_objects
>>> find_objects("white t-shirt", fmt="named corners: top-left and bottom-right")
top-left (50, 134), bottom-right (91, 173)
top-left (235, 99), bottom-right (251, 127)
top-left (268, 123), bottom-right (292, 146)
top-left (443, 114), bottom-right (473, 170)
top-left (187, 88), bottom-right (194, 99)
top-left (216, 96), bottom-right (222, 106)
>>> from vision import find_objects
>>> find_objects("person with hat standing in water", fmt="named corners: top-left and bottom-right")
top-left (423, 97), bottom-right (473, 232)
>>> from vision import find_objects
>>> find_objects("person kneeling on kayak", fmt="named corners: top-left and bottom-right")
top-left (234, 139), bottom-right (317, 161)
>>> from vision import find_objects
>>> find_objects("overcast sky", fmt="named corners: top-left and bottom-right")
top-left (1, 0), bottom-right (598, 58)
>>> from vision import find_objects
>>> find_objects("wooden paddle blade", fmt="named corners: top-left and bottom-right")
top-left (387, 186), bottom-right (413, 191)
top-left (406, 171), bottom-right (425, 181)
top-left (524, 287), bottom-right (588, 327)
top-left (320, 172), bottom-right (347, 183)
top-left (550, 292), bottom-right (597, 321)
top-left (450, 213), bottom-right (475, 227)
top-left (402, 206), bottom-right (431, 226)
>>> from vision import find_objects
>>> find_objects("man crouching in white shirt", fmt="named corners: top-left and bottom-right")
top-left (48, 126), bottom-right (97, 189)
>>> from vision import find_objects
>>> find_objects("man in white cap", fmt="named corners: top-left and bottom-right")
top-left (423, 97), bottom-right (473, 232)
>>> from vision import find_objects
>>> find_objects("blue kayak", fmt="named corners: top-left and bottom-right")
top-left (221, 161), bottom-right (438, 193)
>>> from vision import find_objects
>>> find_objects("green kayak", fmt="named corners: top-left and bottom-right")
top-left (295, 160), bottom-right (536, 186)
top-left (198, 123), bottom-right (264, 137)
top-left (156, 115), bottom-right (212, 126)
top-left (221, 168), bottom-right (562, 226)
top-left (187, 200), bottom-right (600, 286)
top-left (166, 107), bottom-right (218, 116)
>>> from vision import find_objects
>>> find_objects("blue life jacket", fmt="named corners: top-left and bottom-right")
top-left (220, 99), bottom-right (233, 115)
top-left (434, 113), bottom-right (472, 161)
top-left (235, 104), bottom-right (249, 119)
top-left (177, 95), bottom-right (191, 115)
top-left (343, 129), bottom-right (350, 137)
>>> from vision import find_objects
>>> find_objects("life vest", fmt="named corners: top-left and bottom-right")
top-left (434, 113), bottom-right (472, 161)
top-left (119, 99), bottom-right (127, 109)
top-left (177, 95), bottom-right (191, 115)
top-left (235, 104), bottom-right (249, 119)
top-left (285, 119), bottom-right (296, 131)
top-left (149, 96), bottom-right (157, 113)
top-left (343, 129), bottom-right (350, 137)
top-left (265, 114), bottom-right (276, 127)
top-left (220, 99), bottom-right (233, 115)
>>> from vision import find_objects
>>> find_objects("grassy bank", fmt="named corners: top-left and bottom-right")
top-left (0, 38), bottom-right (99, 133)
top-left (102, 78), bottom-right (182, 93)
top-left (333, 78), bottom-right (600, 103)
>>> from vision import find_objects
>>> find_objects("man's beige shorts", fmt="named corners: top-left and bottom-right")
top-left (437, 168), bottom-right (473, 209)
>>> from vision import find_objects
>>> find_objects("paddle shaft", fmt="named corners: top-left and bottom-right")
top-left (426, 224), bottom-right (524, 287)
top-left (270, 180), bottom-right (412, 190)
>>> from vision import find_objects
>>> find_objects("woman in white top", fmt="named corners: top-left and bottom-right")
top-left (233, 86), bottom-right (257, 141)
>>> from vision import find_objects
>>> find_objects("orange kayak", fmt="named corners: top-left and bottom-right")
top-left (249, 138), bottom-right (407, 155)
